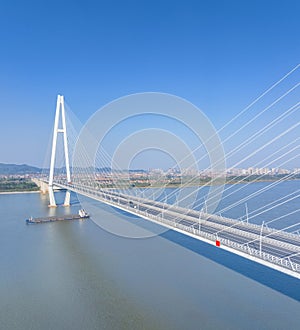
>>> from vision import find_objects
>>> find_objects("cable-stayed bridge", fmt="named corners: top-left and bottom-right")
top-left (37, 67), bottom-right (300, 279)
top-left (37, 177), bottom-right (300, 279)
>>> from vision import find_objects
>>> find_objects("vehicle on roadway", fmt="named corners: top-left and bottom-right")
top-left (129, 201), bottom-right (137, 208)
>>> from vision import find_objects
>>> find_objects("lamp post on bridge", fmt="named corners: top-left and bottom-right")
top-left (245, 203), bottom-right (249, 224)
top-left (198, 211), bottom-right (202, 233)
top-left (259, 221), bottom-right (265, 257)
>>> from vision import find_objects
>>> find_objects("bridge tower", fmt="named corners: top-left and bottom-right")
top-left (48, 95), bottom-right (71, 207)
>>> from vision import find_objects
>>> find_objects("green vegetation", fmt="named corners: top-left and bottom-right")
top-left (110, 174), bottom-right (298, 189)
top-left (225, 174), bottom-right (298, 185)
top-left (0, 178), bottom-right (39, 192)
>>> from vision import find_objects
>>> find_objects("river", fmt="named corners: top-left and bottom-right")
top-left (0, 181), bottom-right (300, 329)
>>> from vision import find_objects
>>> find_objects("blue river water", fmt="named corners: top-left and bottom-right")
top-left (0, 181), bottom-right (300, 329)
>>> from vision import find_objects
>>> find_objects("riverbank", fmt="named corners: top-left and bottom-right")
top-left (0, 177), bottom-right (39, 194)
top-left (110, 177), bottom-right (300, 189)
top-left (0, 190), bottom-right (40, 195)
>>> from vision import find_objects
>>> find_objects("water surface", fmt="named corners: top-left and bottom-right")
top-left (1, 182), bottom-right (300, 329)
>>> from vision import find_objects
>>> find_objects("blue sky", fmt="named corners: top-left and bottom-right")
top-left (0, 0), bottom-right (299, 167)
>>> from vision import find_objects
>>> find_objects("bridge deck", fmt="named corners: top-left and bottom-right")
top-left (45, 180), bottom-right (300, 279)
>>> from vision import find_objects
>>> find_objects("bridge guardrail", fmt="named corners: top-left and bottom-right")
top-left (53, 181), bottom-right (300, 275)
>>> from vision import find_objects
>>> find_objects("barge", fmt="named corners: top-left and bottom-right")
top-left (26, 209), bottom-right (89, 224)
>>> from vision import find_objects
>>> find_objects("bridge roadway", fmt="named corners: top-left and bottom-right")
top-left (53, 181), bottom-right (300, 278)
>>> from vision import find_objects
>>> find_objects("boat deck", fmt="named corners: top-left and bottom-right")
top-left (26, 213), bottom-right (89, 224)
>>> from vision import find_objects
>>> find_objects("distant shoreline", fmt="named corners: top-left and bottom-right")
top-left (0, 190), bottom-right (40, 195)
top-left (1, 177), bottom-right (299, 194)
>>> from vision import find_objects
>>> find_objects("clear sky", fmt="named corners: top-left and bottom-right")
top-left (0, 0), bottom-right (299, 167)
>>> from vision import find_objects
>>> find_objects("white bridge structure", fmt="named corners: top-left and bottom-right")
top-left (37, 94), bottom-right (300, 280)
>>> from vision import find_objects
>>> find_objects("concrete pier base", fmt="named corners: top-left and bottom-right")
top-left (63, 190), bottom-right (71, 206)
top-left (48, 186), bottom-right (57, 207)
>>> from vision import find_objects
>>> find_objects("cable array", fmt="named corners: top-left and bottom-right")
top-left (48, 65), bottom-right (300, 244)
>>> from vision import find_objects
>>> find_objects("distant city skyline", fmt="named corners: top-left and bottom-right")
top-left (1, 162), bottom-right (299, 176)
top-left (0, 1), bottom-right (299, 168)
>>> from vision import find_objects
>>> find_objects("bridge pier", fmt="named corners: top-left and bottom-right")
top-left (48, 186), bottom-right (57, 208)
top-left (48, 187), bottom-right (70, 207)
top-left (33, 179), bottom-right (70, 207)
top-left (31, 178), bottom-right (48, 194)
top-left (40, 181), bottom-right (48, 195)
top-left (63, 190), bottom-right (71, 206)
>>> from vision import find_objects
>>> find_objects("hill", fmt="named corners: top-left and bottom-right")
top-left (0, 163), bottom-right (42, 175)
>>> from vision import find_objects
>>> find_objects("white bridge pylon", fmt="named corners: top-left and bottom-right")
top-left (48, 95), bottom-right (71, 207)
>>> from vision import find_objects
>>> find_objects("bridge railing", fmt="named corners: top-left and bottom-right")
top-left (53, 180), bottom-right (300, 274)
top-left (128, 201), bottom-right (300, 273)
